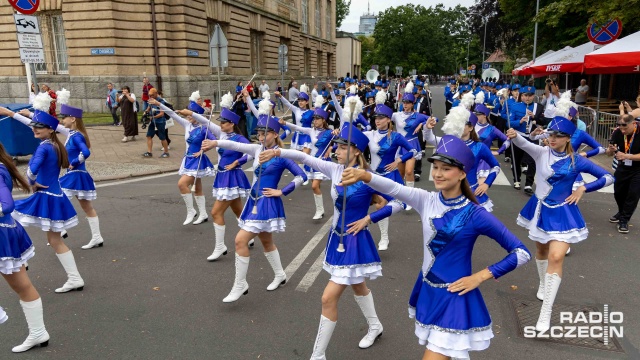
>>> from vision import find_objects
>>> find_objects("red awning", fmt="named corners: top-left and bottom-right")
top-left (584, 31), bottom-right (640, 74)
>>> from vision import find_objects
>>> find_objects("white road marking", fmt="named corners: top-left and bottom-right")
top-left (296, 250), bottom-right (326, 292)
top-left (284, 217), bottom-right (332, 281)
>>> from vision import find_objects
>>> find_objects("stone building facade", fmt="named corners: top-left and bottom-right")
top-left (0, 0), bottom-right (337, 111)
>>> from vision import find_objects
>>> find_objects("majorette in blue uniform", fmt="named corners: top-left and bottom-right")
top-left (11, 89), bottom-right (106, 249)
top-left (212, 115), bottom-right (307, 303)
top-left (264, 123), bottom-right (402, 358)
top-left (424, 107), bottom-right (501, 212)
top-left (193, 92), bottom-right (252, 261)
top-left (345, 134), bottom-right (530, 359)
top-left (8, 93), bottom-right (85, 294)
top-left (474, 103), bottom-right (510, 178)
top-left (331, 87), bottom-right (413, 250)
top-left (158, 91), bottom-right (216, 226)
top-left (0, 156), bottom-right (50, 353)
top-left (509, 117), bottom-right (613, 333)
top-left (282, 94), bottom-right (335, 220)
top-left (281, 85), bottom-right (313, 151)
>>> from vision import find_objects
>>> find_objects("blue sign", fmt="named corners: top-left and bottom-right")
top-left (187, 50), bottom-right (199, 57)
top-left (482, 62), bottom-right (490, 70)
top-left (91, 48), bottom-right (115, 55)
top-left (587, 19), bottom-right (623, 45)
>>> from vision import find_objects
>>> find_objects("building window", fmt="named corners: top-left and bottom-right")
top-left (34, 13), bottom-right (68, 75)
top-left (301, 0), bottom-right (308, 34)
top-left (317, 50), bottom-right (322, 76)
top-left (326, 53), bottom-right (332, 76)
top-left (325, 1), bottom-right (331, 40)
top-left (315, 0), bottom-right (321, 37)
top-left (304, 48), bottom-right (311, 75)
top-left (250, 31), bottom-right (263, 74)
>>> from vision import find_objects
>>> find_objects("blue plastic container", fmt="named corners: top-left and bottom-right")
top-left (0, 103), bottom-right (40, 157)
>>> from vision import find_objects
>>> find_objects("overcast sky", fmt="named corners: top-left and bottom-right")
top-left (339, 0), bottom-right (476, 33)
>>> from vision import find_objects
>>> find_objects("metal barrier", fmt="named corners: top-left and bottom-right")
top-left (579, 105), bottom-right (619, 145)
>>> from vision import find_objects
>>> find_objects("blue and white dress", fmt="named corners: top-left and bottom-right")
top-left (161, 105), bottom-right (216, 178)
top-left (280, 97), bottom-right (313, 150)
top-left (391, 111), bottom-right (429, 161)
top-left (214, 141), bottom-right (307, 233)
top-left (424, 129), bottom-right (501, 212)
top-left (513, 134), bottom-right (614, 243)
top-left (278, 150), bottom-right (403, 285)
top-left (192, 112), bottom-right (252, 200)
top-left (11, 140), bottom-right (78, 232)
top-left (285, 122), bottom-right (334, 181)
top-left (12, 113), bottom-right (97, 200)
top-left (475, 122), bottom-right (510, 178)
top-left (365, 173), bottom-right (531, 359)
top-left (0, 164), bottom-right (35, 274)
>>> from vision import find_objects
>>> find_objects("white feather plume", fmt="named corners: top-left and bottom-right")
top-left (189, 91), bottom-right (201, 102)
top-left (314, 95), bottom-right (324, 109)
top-left (461, 93), bottom-right (475, 110)
top-left (32, 92), bottom-right (53, 112)
top-left (258, 96), bottom-right (273, 115)
top-left (341, 95), bottom-right (364, 121)
top-left (497, 88), bottom-right (508, 98)
top-left (220, 92), bottom-right (233, 109)
top-left (375, 91), bottom-right (386, 105)
top-left (442, 107), bottom-right (470, 138)
top-left (348, 85), bottom-right (358, 95)
top-left (300, 84), bottom-right (309, 94)
top-left (404, 82), bottom-right (414, 94)
top-left (56, 88), bottom-right (70, 105)
top-left (262, 91), bottom-right (270, 100)
top-left (554, 91), bottom-right (576, 119)
top-left (475, 91), bottom-right (485, 104)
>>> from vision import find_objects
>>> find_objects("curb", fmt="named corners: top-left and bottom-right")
top-left (93, 166), bottom-right (180, 183)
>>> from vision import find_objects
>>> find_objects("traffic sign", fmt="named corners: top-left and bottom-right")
top-left (91, 48), bottom-right (115, 55)
top-left (14, 14), bottom-right (39, 34)
top-left (278, 44), bottom-right (288, 72)
top-left (395, 66), bottom-right (402, 75)
top-left (587, 19), bottom-right (622, 45)
top-left (482, 62), bottom-right (490, 70)
top-left (19, 48), bottom-right (44, 63)
top-left (9, 0), bottom-right (40, 15)
top-left (17, 33), bottom-right (42, 48)
top-left (209, 24), bottom-right (228, 68)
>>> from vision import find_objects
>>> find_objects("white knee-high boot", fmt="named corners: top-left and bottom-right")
top-left (11, 298), bottom-right (49, 353)
top-left (310, 315), bottom-right (337, 360)
top-left (192, 195), bottom-right (208, 225)
top-left (207, 223), bottom-right (228, 261)
top-left (536, 273), bottom-right (561, 332)
top-left (313, 194), bottom-right (325, 220)
top-left (355, 291), bottom-right (383, 349)
top-left (223, 254), bottom-right (250, 303)
top-left (81, 216), bottom-right (104, 250)
top-left (405, 181), bottom-right (415, 211)
top-left (54, 251), bottom-right (85, 293)
top-left (264, 249), bottom-right (287, 290)
top-left (181, 193), bottom-right (197, 225)
top-left (536, 259), bottom-right (548, 301)
top-left (0, 305), bottom-right (7, 324)
top-left (377, 218), bottom-right (390, 251)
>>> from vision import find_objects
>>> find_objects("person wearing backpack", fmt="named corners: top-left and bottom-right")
top-left (142, 88), bottom-right (170, 158)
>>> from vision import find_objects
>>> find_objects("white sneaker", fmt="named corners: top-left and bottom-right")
top-left (121, 136), bottom-right (129, 143)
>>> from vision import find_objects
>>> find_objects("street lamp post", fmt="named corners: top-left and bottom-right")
top-left (466, 37), bottom-right (470, 75)
top-left (482, 17), bottom-right (488, 62)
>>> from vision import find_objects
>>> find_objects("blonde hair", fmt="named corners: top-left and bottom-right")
top-left (73, 117), bottom-right (91, 148)
top-left (50, 132), bottom-right (70, 169)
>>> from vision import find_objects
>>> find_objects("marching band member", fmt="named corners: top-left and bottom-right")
top-left (202, 116), bottom-right (307, 303)
top-left (473, 103), bottom-right (510, 183)
top-left (278, 85), bottom-right (313, 152)
top-left (0, 143), bottom-right (50, 353)
top-left (5, 93), bottom-right (84, 293)
top-left (152, 92), bottom-right (215, 226)
top-left (506, 117), bottom-right (613, 332)
top-left (444, 79), bottom-right (456, 115)
top-left (331, 86), bottom-right (413, 250)
top-left (258, 122), bottom-right (399, 358)
top-left (340, 135), bottom-right (531, 360)
top-left (278, 96), bottom-right (334, 220)
top-left (424, 107), bottom-right (501, 212)
top-left (10, 89), bottom-right (106, 249)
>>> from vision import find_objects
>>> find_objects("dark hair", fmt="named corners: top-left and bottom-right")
top-left (122, 86), bottom-right (131, 92)
top-left (49, 132), bottom-right (70, 169)
top-left (0, 143), bottom-right (30, 193)
top-left (461, 178), bottom-right (479, 204)
top-left (469, 127), bottom-right (479, 142)
top-left (621, 114), bottom-right (635, 124)
top-left (74, 117), bottom-right (91, 149)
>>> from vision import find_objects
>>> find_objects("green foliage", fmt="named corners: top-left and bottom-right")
top-left (336, 0), bottom-right (351, 29)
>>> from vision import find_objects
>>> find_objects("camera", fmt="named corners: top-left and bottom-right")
top-left (117, 90), bottom-right (123, 94)
top-left (141, 112), bottom-right (151, 129)
top-left (545, 78), bottom-right (552, 83)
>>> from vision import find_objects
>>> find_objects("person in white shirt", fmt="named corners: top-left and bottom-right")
top-left (543, 79), bottom-right (560, 122)
top-left (311, 83), bottom-right (319, 104)
top-left (258, 80), bottom-right (270, 97)
top-left (575, 79), bottom-right (589, 104)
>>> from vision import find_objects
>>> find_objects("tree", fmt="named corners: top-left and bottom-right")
top-left (336, 0), bottom-right (351, 29)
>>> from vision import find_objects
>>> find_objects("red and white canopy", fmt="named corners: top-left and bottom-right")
top-left (511, 50), bottom-right (557, 75)
top-left (519, 42), bottom-right (597, 75)
top-left (584, 30), bottom-right (640, 74)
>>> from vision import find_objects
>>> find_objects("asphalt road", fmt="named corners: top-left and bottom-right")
top-left (1, 85), bottom-right (638, 359)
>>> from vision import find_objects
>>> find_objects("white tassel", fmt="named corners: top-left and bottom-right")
top-left (442, 106), bottom-right (470, 138)
top-left (56, 88), bottom-right (70, 105)
top-left (33, 92), bottom-right (53, 112)
top-left (375, 91), bottom-right (386, 105)
top-left (189, 90), bottom-right (201, 102)
top-left (314, 95), bottom-right (324, 109)
top-left (220, 92), bottom-right (233, 109)
top-left (404, 82), bottom-right (414, 94)
top-left (300, 84), bottom-right (309, 94)
top-left (475, 91), bottom-right (485, 104)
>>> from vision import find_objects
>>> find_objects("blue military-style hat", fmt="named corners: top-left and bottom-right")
top-left (474, 103), bottom-right (490, 117)
top-left (511, 84), bottom-right (521, 91)
top-left (256, 114), bottom-right (281, 133)
top-left (338, 82), bottom-right (346, 89)
top-left (521, 86), bottom-right (536, 94)
top-left (188, 101), bottom-right (205, 114)
top-left (32, 110), bottom-right (59, 129)
top-left (333, 123), bottom-right (370, 152)
top-left (547, 116), bottom-right (577, 137)
top-left (374, 104), bottom-right (393, 118)
top-left (313, 108), bottom-right (329, 120)
top-left (382, 82), bottom-right (388, 89)
top-left (366, 91), bottom-right (375, 99)
top-left (428, 135), bottom-right (475, 172)
top-left (220, 108), bottom-right (240, 124)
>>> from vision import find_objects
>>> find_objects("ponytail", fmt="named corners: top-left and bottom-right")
top-left (74, 117), bottom-right (91, 149)
top-left (566, 141), bottom-right (575, 168)
top-left (470, 128), bottom-right (479, 142)
top-left (0, 143), bottom-right (30, 193)
top-left (50, 132), bottom-right (70, 169)
top-left (461, 178), bottom-right (479, 205)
